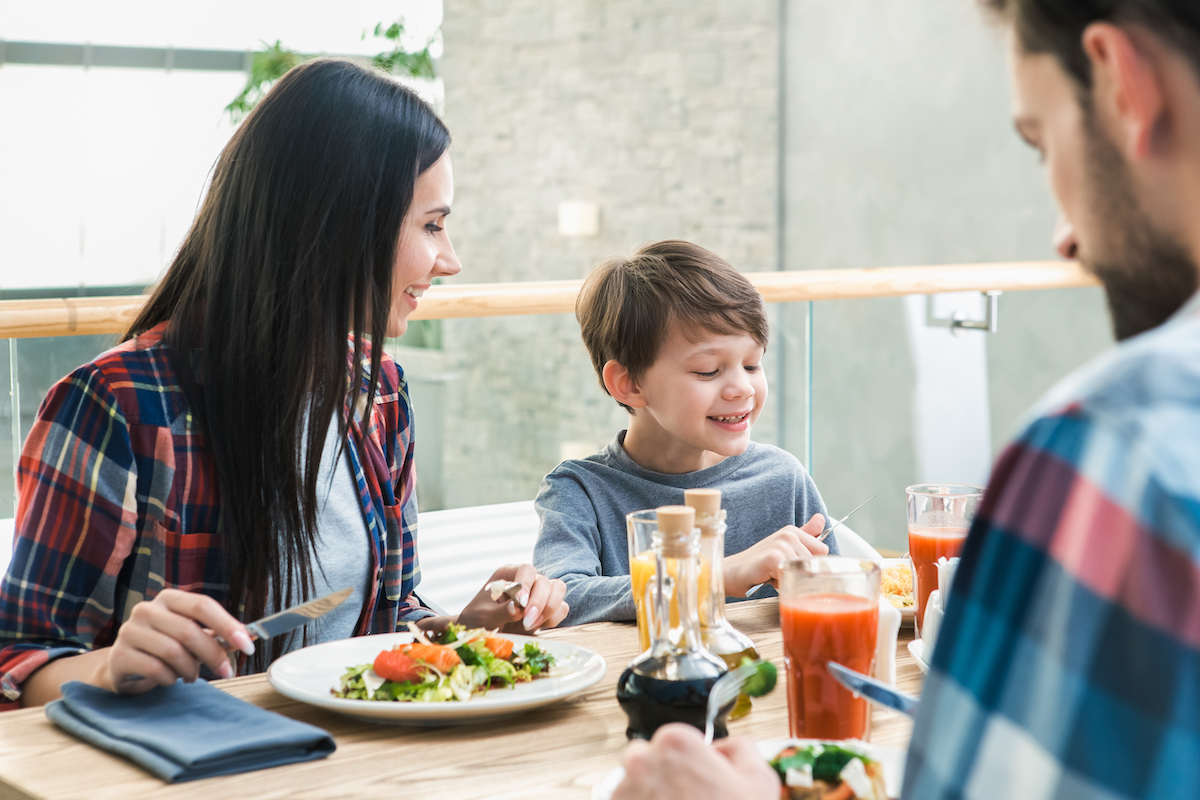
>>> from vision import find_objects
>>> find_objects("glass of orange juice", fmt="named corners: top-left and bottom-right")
top-left (627, 509), bottom-right (710, 653)
top-left (627, 510), bottom-right (659, 653)
top-left (906, 484), bottom-right (983, 638)
top-left (780, 557), bottom-right (880, 740)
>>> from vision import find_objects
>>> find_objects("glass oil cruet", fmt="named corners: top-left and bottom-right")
top-left (616, 505), bottom-right (729, 740)
top-left (685, 488), bottom-right (760, 719)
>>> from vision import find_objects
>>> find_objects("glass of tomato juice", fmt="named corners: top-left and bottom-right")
top-left (906, 484), bottom-right (983, 638)
top-left (780, 557), bottom-right (881, 740)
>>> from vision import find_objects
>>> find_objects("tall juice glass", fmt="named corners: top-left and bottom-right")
top-left (907, 484), bottom-right (983, 638)
top-left (780, 557), bottom-right (880, 740)
top-left (628, 509), bottom-right (711, 653)
top-left (628, 510), bottom-right (659, 653)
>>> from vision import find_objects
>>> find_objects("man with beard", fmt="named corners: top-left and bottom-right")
top-left (609, 1), bottom-right (1200, 799)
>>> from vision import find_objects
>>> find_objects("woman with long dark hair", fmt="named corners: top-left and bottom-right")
top-left (0, 59), bottom-right (568, 708)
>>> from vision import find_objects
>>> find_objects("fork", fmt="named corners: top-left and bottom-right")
top-left (703, 660), bottom-right (761, 744)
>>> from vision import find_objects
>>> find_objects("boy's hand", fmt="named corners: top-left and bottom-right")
top-left (722, 513), bottom-right (828, 598)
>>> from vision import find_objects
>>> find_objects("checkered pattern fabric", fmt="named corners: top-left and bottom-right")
top-left (0, 323), bottom-right (428, 709)
top-left (904, 293), bottom-right (1200, 799)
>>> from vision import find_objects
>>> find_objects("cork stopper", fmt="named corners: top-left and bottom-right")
top-left (654, 505), bottom-right (697, 558)
top-left (684, 488), bottom-right (721, 516)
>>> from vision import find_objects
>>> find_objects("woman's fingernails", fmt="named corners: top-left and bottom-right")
top-left (523, 605), bottom-right (540, 630)
top-left (507, 601), bottom-right (517, 615)
top-left (517, 590), bottom-right (530, 608)
top-left (218, 661), bottom-right (234, 680)
top-left (232, 630), bottom-right (256, 656)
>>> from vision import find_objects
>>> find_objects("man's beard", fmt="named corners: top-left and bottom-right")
top-left (1081, 111), bottom-right (1198, 341)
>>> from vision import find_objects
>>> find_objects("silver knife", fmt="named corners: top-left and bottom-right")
top-left (244, 586), bottom-right (355, 640)
top-left (816, 494), bottom-right (877, 543)
top-left (121, 586), bottom-right (356, 684)
top-left (827, 660), bottom-right (920, 718)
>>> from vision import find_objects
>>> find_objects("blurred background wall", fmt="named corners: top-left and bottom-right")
top-left (1, 1), bottom-right (1114, 552)
top-left (435, 0), bottom-right (1112, 550)
top-left (434, 0), bottom-right (785, 509)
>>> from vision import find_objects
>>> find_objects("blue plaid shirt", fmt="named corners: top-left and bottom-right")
top-left (904, 291), bottom-right (1200, 799)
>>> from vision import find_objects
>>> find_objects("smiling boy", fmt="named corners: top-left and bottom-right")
top-left (533, 240), bottom-right (837, 626)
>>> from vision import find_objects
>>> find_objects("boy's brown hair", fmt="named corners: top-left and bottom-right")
top-left (576, 239), bottom-right (769, 411)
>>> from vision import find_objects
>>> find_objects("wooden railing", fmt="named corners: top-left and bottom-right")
top-left (0, 260), bottom-right (1097, 340)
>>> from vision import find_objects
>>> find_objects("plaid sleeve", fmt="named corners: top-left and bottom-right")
top-left (903, 408), bottom-right (1200, 799)
top-left (0, 364), bottom-right (140, 708)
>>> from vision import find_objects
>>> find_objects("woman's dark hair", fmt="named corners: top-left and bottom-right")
top-left (127, 58), bottom-right (449, 664)
top-left (982, 0), bottom-right (1200, 90)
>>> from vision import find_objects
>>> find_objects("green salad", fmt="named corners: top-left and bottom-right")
top-left (769, 742), bottom-right (889, 800)
top-left (332, 624), bottom-right (556, 702)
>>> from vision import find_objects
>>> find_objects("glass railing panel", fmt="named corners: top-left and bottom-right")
top-left (394, 313), bottom-right (631, 512)
top-left (807, 287), bottom-right (1112, 555)
top-left (1, 334), bottom-right (121, 520)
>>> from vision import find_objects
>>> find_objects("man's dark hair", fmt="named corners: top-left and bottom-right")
top-left (983, 0), bottom-right (1200, 89)
top-left (576, 239), bottom-right (768, 412)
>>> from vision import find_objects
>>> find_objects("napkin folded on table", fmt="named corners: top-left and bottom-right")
top-left (873, 596), bottom-right (902, 686)
top-left (45, 678), bottom-right (335, 783)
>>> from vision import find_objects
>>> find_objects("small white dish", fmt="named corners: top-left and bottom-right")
top-left (907, 638), bottom-right (929, 674)
top-left (268, 631), bottom-right (606, 725)
top-left (592, 738), bottom-right (906, 799)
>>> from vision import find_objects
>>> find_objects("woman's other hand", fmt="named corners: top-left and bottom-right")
top-left (457, 564), bottom-right (569, 633)
top-left (722, 513), bottom-right (829, 598)
top-left (102, 589), bottom-right (254, 694)
top-left (613, 724), bottom-right (780, 800)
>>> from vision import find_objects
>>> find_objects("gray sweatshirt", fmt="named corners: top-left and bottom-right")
top-left (533, 432), bottom-right (833, 626)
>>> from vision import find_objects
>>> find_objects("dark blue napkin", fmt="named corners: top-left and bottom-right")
top-left (45, 679), bottom-right (335, 783)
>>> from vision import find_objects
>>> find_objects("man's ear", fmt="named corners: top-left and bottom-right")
top-left (602, 360), bottom-right (646, 409)
top-left (1082, 22), bottom-right (1166, 159)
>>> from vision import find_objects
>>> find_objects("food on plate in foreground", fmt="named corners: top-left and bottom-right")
top-left (332, 624), bottom-right (555, 702)
top-left (879, 562), bottom-right (913, 611)
top-left (769, 742), bottom-right (889, 800)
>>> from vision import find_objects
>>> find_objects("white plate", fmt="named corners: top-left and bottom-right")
top-left (907, 638), bottom-right (929, 674)
top-left (267, 631), bottom-right (607, 725)
top-left (592, 738), bottom-right (906, 799)
top-left (878, 558), bottom-right (915, 624)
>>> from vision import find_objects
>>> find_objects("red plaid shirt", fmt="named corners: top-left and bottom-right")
top-left (0, 323), bottom-right (428, 709)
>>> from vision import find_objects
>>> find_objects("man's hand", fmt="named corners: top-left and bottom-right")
top-left (723, 513), bottom-right (828, 599)
top-left (613, 724), bottom-right (780, 800)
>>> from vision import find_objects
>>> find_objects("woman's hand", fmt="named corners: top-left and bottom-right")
top-left (722, 513), bottom-right (828, 599)
top-left (456, 564), bottom-right (569, 633)
top-left (99, 589), bottom-right (255, 695)
top-left (614, 724), bottom-right (780, 800)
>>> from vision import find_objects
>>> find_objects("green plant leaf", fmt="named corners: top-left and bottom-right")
top-left (227, 16), bottom-right (438, 123)
top-left (225, 40), bottom-right (304, 123)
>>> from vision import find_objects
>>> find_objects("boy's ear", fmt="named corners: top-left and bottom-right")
top-left (602, 360), bottom-right (646, 409)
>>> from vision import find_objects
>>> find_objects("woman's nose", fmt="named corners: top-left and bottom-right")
top-left (1053, 215), bottom-right (1079, 261)
top-left (436, 239), bottom-right (462, 277)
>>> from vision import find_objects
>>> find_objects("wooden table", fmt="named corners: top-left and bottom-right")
top-left (0, 599), bottom-right (922, 800)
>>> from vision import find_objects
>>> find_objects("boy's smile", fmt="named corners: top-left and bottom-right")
top-left (617, 325), bottom-right (767, 474)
